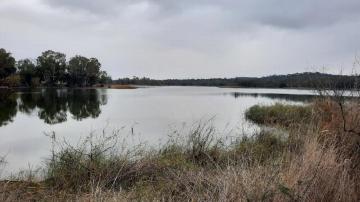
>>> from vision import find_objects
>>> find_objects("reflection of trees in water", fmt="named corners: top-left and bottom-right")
top-left (0, 92), bottom-right (17, 127)
top-left (37, 89), bottom-right (68, 124)
top-left (15, 89), bottom-right (108, 125)
top-left (68, 90), bottom-right (106, 120)
top-left (229, 92), bottom-right (317, 102)
top-left (18, 92), bottom-right (39, 114)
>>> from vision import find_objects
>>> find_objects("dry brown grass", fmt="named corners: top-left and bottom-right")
top-left (108, 84), bottom-right (137, 89)
top-left (280, 138), bottom-right (358, 201)
top-left (92, 84), bottom-right (137, 89)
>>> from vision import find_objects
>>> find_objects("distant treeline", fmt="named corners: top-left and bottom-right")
top-left (2, 47), bottom-right (358, 89)
top-left (0, 48), bottom-right (112, 87)
top-left (115, 72), bottom-right (358, 89)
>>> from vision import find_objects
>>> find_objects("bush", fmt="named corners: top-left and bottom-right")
top-left (1, 74), bottom-right (21, 87)
top-left (45, 132), bottom-right (166, 192)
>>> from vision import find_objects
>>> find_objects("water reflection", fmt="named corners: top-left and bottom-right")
top-left (67, 90), bottom-right (106, 121)
top-left (1, 88), bottom-right (317, 128)
top-left (35, 90), bottom-right (69, 124)
top-left (0, 89), bottom-right (107, 126)
top-left (228, 92), bottom-right (317, 102)
top-left (0, 94), bottom-right (17, 127)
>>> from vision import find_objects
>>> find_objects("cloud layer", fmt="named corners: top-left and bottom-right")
top-left (1, 0), bottom-right (360, 78)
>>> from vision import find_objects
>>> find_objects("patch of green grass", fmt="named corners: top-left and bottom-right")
top-left (236, 131), bottom-right (286, 163)
top-left (245, 103), bottom-right (312, 127)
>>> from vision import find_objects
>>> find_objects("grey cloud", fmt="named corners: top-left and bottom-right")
top-left (42, 0), bottom-right (360, 29)
top-left (43, 0), bottom-right (122, 13)
top-left (1, 0), bottom-right (360, 79)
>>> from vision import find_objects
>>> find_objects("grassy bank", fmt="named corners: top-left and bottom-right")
top-left (1, 100), bottom-right (359, 201)
top-left (245, 103), bottom-right (313, 127)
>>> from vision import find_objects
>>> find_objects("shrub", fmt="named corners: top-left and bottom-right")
top-left (1, 74), bottom-right (21, 87)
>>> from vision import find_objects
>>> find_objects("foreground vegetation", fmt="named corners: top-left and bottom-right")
top-left (0, 98), bottom-right (359, 201)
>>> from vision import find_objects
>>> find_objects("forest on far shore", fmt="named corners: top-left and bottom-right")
top-left (115, 72), bottom-right (358, 89)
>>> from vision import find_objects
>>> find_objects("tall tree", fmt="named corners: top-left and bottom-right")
top-left (0, 48), bottom-right (16, 80)
top-left (17, 59), bottom-right (37, 86)
top-left (86, 58), bottom-right (101, 86)
top-left (99, 71), bottom-right (112, 85)
top-left (68, 56), bottom-right (101, 86)
top-left (37, 50), bottom-right (66, 86)
top-left (68, 55), bottom-right (88, 86)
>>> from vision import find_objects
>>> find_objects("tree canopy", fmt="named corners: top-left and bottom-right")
top-left (37, 50), bottom-right (67, 85)
top-left (0, 48), bottom-right (16, 80)
top-left (17, 59), bottom-right (37, 86)
top-left (68, 56), bottom-right (101, 86)
top-left (0, 48), bottom-right (110, 87)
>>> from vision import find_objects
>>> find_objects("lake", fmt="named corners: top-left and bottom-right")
top-left (0, 86), bottom-right (317, 175)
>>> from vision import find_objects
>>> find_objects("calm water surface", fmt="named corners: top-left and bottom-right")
top-left (0, 86), bottom-right (316, 175)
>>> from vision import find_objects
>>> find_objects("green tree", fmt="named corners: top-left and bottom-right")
top-left (86, 58), bottom-right (101, 86)
top-left (68, 56), bottom-right (101, 86)
top-left (37, 50), bottom-right (66, 86)
top-left (17, 59), bottom-right (37, 86)
top-left (99, 71), bottom-right (112, 86)
top-left (68, 55), bottom-right (88, 86)
top-left (0, 48), bottom-right (16, 80)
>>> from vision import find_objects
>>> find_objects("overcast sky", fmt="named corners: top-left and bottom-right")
top-left (1, 0), bottom-right (360, 79)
